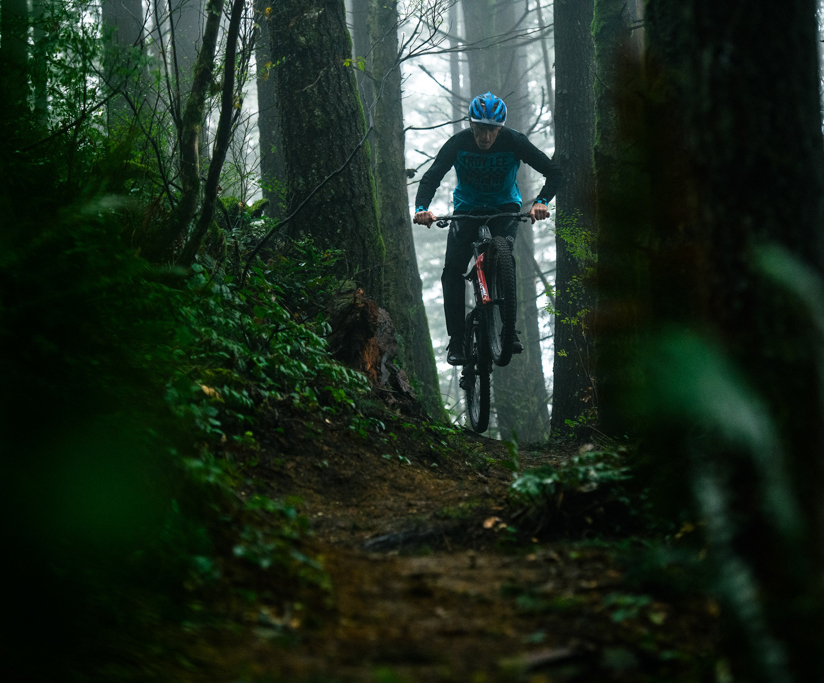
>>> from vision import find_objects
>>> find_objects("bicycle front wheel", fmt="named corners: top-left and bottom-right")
top-left (485, 236), bottom-right (517, 367)
top-left (463, 310), bottom-right (490, 433)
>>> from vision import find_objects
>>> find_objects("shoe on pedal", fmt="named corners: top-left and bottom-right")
top-left (447, 338), bottom-right (467, 366)
top-left (512, 331), bottom-right (524, 354)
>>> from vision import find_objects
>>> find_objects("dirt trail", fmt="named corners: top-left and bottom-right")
top-left (199, 418), bottom-right (720, 683)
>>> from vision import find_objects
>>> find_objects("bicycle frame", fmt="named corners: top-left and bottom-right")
top-left (437, 212), bottom-right (529, 432)
top-left (435, 212), bottom-right (529, 309)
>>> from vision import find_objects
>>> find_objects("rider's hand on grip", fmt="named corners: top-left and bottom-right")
top-left (529, 202), bottom-right (549, 224)
top-left (414, 210), bottom-right (437, 228)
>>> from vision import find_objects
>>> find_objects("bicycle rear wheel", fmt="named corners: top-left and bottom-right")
top-left (485, 235), bottom-right (517, 367)
top-left (462, 310), bottom-right (490, 433)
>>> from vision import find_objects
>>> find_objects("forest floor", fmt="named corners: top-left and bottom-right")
top-left (156, 402), bottom-right (721, 683)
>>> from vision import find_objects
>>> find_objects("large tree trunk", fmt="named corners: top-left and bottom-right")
top-left (591, 0), bottom-right (648, 437)
top-left (271, 0), bottom-right (383, 298)
top-left (644, 1), bottom-right (824, 679)
top-left (550, 0), bottom-right (596, 435)
top-left (349, 0), bottom-right (373, 133)
top-left (368, 0), bottom-right (445, 419)
top-left (256, 0), bottom-right (285, 219)
top-left (31, 0), bottom-right (48, 124)
top-left (0, 0), bottom-right (29, 115)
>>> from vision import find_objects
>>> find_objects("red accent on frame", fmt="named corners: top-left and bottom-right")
top-left (476, 252), bottom-right (492, 304)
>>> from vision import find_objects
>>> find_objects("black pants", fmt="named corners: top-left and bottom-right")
top-left (441, 205), bottom-right (520, 345)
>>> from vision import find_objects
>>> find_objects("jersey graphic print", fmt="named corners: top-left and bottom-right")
top-left (454, 151), bottom-right (521, 209)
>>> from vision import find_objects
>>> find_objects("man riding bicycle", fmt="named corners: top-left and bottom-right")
top-left (412, 91), bottom-right (564, 366)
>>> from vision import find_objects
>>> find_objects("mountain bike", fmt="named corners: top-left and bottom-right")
top-left (435, 212), bottom-right (529, 433)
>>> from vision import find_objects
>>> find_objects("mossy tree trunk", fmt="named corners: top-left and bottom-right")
top-left (550, 0), bottom-right (597, 436)
top-left (271, 0), bottom-right (383, 298)
top-left (168, 0), bottom-right (208, 166)
top-left (157, 0), bottom-right (225, 261)
top-left (645, 1), bottom-right (824, 679)
top-left (591, 0), bottom-right (648, 437)
top-left (350, 0), bottom-right (374, 142)
top-left (256, 0), bottom-right (285, 219)
top-left (368, 0), bottom-right (445, 419)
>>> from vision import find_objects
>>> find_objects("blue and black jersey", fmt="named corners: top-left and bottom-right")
top-left (414, 127), bottom-right (563, 212)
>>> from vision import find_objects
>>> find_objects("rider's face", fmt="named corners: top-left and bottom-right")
top-left (471, 123), bottom-right (501, 150)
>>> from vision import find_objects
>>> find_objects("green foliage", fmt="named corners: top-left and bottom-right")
top-left (511, 448), bottom-right (632, 503)
top-left (0, 133), bottom-right (365, 679)
top-left (549, 210), bottom-right (597, 327)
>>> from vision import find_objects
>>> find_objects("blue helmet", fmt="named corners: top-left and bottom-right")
top-left (469, 91), bottom-right (507, 126)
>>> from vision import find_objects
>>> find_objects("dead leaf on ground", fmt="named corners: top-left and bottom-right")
top-left (483, 516), bottom-right (502, 529)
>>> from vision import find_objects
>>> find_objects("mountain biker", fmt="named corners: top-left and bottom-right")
top-left (412, 91), bottom-right (563, 366)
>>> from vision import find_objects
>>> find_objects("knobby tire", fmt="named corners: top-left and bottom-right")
top-left (485, 236), bottom-right (517, 367)
top-left (463, 310), bottom-right (490, 433)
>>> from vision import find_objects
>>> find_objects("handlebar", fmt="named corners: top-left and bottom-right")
top-left (433, 212), bottom-right (531, 228)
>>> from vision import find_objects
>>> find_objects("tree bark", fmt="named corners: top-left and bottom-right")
top-left (350, 0), bottom-right (373, 130)
top-left (591, 0), bottom-right (648, 437)
top-left (169, 0), bottom-right (203, 104)
top-left (368, 0), bottom-right (445, 419)
top-left (271, 0), bottom-right (383, 298)
top-left (550, 0), bottom-right (596, 435)
top-left (0, 0), bottom-right (29, 115)
top-left (644, 1), bottom-right (824, 679)
top-left (256, 0), bottom-right (285, 219)
top-left (534, 0), bottom-right (556, 138)
top-left (101, 0), bottom-right (145, 126)
top-left (168, 0), bottom-right (209, 170)
top-left (449, 1), bottom-right (464, 137)
top-left (31, 0), bottom-right (48, 124)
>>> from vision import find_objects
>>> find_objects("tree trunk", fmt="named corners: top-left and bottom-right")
top-left (256, 0), bottom-right (285, 219)
top-left (534, 0), bottom-right (556, 139)
top-left (169, 0), bottom-right (203, 105)
top-left (460, 0), bottom-right (496, 95)
top-left (550, 0), bottom-right (596, 435)
top-left (591, 0), bottom-right (648, 437)
top-left (449, 1), bottom-right (464, 137)
top-left (350, 0), bottom-right (374, 131)
top-left (31, 0), bottom-right (48, 124)
top-left (368, 0), bottom-right (445, 419)
top-left (271, 0), bottom-right (383, 299)
top-left (644, 1), bottom-right (824, 679)
top-left (168, 0), bottom-right (209, 169)
top-left (0, 0), bottom-right (29, 115)
top-left (101, 0), bottom-right (145, 126)
top-left (179, 0), bottom-right (246, 265)
top-left (159, 0), bottom-right (226, 261)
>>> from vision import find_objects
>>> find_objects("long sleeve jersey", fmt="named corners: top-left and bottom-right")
top-left (414, 127), bottom-right (563, 212)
